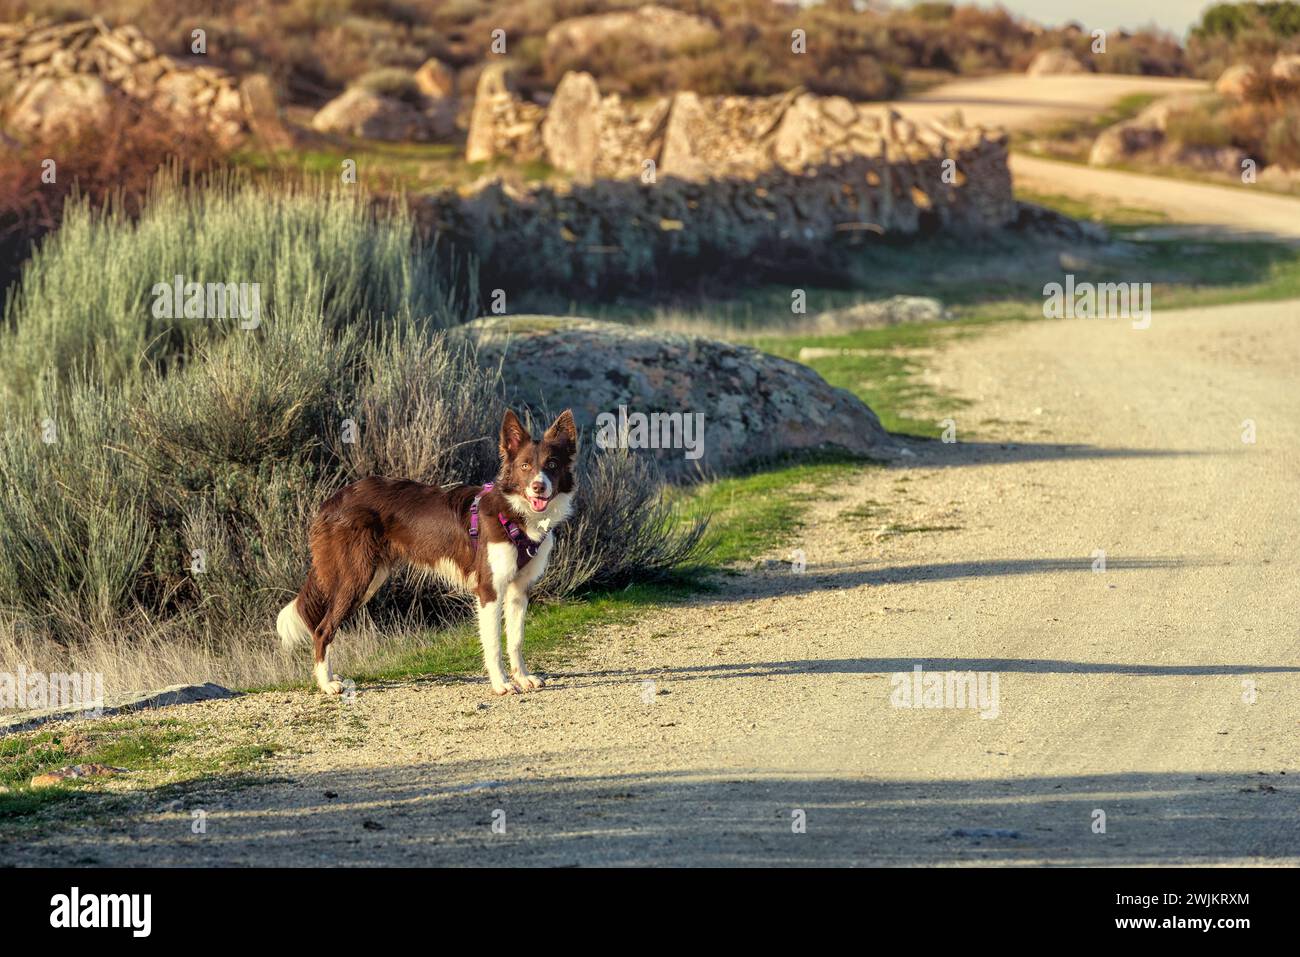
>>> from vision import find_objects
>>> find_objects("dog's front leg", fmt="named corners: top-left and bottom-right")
top-left (505, 579), bottom-right (543, 690)
top-left (477, 543), bottom-right (518, 695)
top-left (476, 595), bottom-right (512, 695)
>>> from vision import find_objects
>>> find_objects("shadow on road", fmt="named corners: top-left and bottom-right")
top-left (578, 655), bottom-right (1300, 681)
top-left (11, 764), bottom-right (1293, 866)
top-left (686, 555), bottom-right (1226, 605)
top-left (897, 439), bottom-right (1218, 468)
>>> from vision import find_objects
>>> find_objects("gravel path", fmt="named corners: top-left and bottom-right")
top-left (889, 73), bottom-right (1300, 245)
top-left (6, 297), bottom-right (1297, 866)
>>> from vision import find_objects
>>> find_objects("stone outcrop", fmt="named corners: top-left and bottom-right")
top-left (544, 5), bottom-right (719, 66)
top-left (1215, 63), bottom-right (1254, 98)
top-left (311, 87), bottom-right (431, 141)
top-left (5, 72), bottom-right (112, 139)
top-left (1026, 48), bottom-right (1089, 75)
top-left (465, 63), bottom-right (545, 163)
top-left (0, 18), bottom-right (280, 145)
top-left (466, 316), bottom-right (898, 478)
top-left (1270, 53), bottom-right (1300, 84)
top-left (1089, 94), bottom-right (1244, 174)
top-left (414, 57), bottom-right (456, 99)
top-left (0, 682), bottom-right (236, 736)
top-left (541, 71), bottom-right (603, 179)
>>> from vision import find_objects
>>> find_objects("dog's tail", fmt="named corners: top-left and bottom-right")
top-left (277, 567), bottom-right (327, 650)
top-left (276, 598), bottom-right (312, 650)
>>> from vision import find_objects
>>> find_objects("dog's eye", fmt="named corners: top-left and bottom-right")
top-left (545, 460), bottom-right (556, 470)
top-left (521, 463), bottom-right (531, 471)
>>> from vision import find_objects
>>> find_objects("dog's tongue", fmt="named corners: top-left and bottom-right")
top-left (529, 496), bottom-right (549, 512)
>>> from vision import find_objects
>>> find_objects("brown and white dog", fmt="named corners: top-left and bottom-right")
top-left (277, 409), bottom-right (578, 695)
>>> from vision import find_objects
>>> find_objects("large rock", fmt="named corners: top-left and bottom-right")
top-left (1088, 95), bottom-right (1202, 166)
top-left (545, 5), bottom-right (719, 64)
top-left (467, 316), bottom-right (898, 478)
top-left (4, 74), bottom-right (113, 139)
top-left (311, 87), bottom-right (430, 141)
top-left (414, 57), bottom-right (456, 99)
top-left (1026, 49), bottom-right (1089, 76)
top-left (1089, 118), bottom-right (1163, 165)
top-left (0, 682), bottom-right (236, 736)
top-left (465, 63), bottom-right (545, 163)
top-left (1270, 54), bottom-right (1300, 84)
top-left (541, 71), bottom-right (602, 179)
top-left (1215, 63), bottom-right (1255, 98)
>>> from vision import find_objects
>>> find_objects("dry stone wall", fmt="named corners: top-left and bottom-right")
top-left (435, 69), bottom-right (1014, 293)
top-left (0, 18), bottom-right (280, 145)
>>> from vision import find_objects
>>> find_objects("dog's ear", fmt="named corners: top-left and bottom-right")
top-left (500, 409), bottom-right (529, 458)
top-left (544, 409), bottom-right (578, 453)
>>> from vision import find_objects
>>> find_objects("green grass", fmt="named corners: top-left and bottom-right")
top-left (673, 454), bottom-right (870, 566)
top-left (747, 318), bottom-right (992, 437)
top-left (0, 713), bottom-right (280, 823)
top-left (359, 581), bottom-right (700, 682)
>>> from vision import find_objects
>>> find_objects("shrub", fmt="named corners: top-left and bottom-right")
top-left (1165, 107), bottom-right (1236, 148)
top-left (1263, 103), bottom-right (1300, 165)
top-left (0, 177), bottom-right (705, 686)
top-left (0, 171), bottom-right (473, 401)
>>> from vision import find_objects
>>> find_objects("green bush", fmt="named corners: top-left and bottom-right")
top-left (0, 175), bottom-right (704, 666)
top-left (0, 170), bottom-right (471, 401)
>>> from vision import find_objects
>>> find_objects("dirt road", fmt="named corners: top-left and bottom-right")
top-left (889, 73), bottom-right (1207, 130)
top-left (7, 296), bottom-right (1297, 866)
top-left (892, 73), bottom-right (1300, 244)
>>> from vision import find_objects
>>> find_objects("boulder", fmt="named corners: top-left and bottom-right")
top-left (311, 87), bottom-right (430, 141)
top-left (657, 90), bottom-right (713, 180)
top-left (1270, 53), bottom-right (1300, 85)
top-left (1089, 118), bottom-right (1163, 165)
top-left (465, 63), bottom-right (545, 163)
top-left (466, 316), bottom-right (899, 478)
top-left (1026, 49), bottom-right (1089, 76)
top-left (0, 682), bottom-right (236, 736)
top-left (541, 71), bottom-right (602, 179)
top-left (1088, 95), bottom-right (1205, 166)
top-left (545, 5), bottom-right (719, 64)
top-left (1215, 63), bottom-right (1254, 98)
top-left (4, 73), bottom-right (113, 140)
top-left (414, 57), bottom-right (456, 99)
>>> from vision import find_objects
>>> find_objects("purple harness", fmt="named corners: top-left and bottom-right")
top-left (469, 482), bottom-right (544, 568)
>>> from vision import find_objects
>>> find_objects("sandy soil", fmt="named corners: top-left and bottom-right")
top-left (5, 296), bottom-right (1297, 866)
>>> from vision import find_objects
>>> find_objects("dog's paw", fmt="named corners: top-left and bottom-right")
top-left (319, 678), bottom-right (344, 695)
top-left (511, 671), bottom-right (545, 691)
top-left (490, 679), bottom-right (518, 696)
